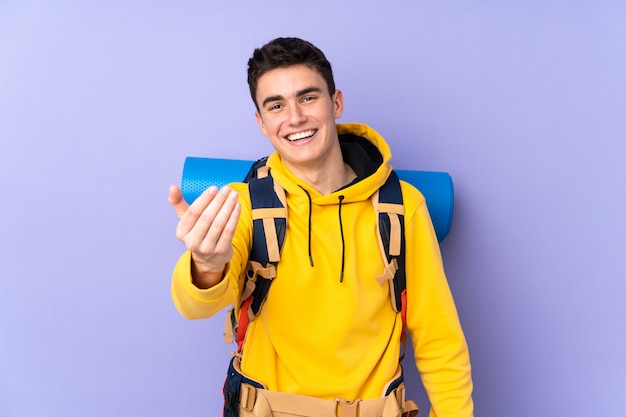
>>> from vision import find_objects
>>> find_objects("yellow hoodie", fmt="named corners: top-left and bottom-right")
top-left (171, 123), bottom-right (474, 417)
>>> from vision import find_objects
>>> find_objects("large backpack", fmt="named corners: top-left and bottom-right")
top-left (223, 158), bottom-right (408, 354)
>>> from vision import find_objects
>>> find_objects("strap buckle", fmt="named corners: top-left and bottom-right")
top-left (240, 383), bottom-right (257, 412)
top-left (336, 397), bottom-right (361, 417)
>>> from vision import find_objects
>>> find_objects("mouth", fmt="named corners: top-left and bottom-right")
top-left (285, 129), bottom-right (316, 142)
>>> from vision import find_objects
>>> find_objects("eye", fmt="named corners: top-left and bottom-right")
top-left (267, 103), bottom-right (283, 112)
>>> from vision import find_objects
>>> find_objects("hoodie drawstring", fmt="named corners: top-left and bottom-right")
top-left (300, 188), bottom-right (347, 282)
top-left (338, 195), bottom-right (346, 283)
top-left (301, 187), bottom-right (314, 267)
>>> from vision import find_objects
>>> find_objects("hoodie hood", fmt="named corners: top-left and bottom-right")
top-left (264, 123), bottom-right (394, 204)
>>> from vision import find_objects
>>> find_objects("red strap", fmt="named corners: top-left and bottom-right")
top-left (237, 296), bottom-right (254, 353)
top-left (400, 289), bottom-right (407, 335)
top-left (400, 289), bottom-right (408, 362)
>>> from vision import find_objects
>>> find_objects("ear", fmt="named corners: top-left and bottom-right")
top-left (332, 89), bottom-right (344, 119)
top-left (255, 111), bottom-right (269, 136)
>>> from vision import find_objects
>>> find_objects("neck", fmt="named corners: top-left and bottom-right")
top-left (287, 160), bottom-right (357, 196)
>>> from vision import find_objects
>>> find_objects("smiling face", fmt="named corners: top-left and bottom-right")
top-left (254, 64), bottom-right (344, 176)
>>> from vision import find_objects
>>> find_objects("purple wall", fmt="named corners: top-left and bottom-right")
top-left (1, 1), bottom-right (625, 416)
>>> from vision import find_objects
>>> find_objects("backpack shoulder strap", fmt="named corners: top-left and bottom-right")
top-left (248, 165), bottom-right (288, 272)
top-left (373, 170), bottom-right (408, 359)
top-left (227, 160), bottom-right (288, 353)
top-left (373, 171), bottom-right (406, 314)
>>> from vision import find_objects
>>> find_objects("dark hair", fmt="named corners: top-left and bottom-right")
top-left (247, 37), bottom-right (336, 109)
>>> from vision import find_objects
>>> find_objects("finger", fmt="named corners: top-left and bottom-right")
top-left (202, 189), bottom-right (241, 251)
top-left (168, 185), bottom-right (189, 219)
top-left (178, 186), bottom-right (235, 250)
top-left (188, 198), bottom-right (240, 269)
top-left (176, 186), bottom-right (219, 236)
top-left (192, 187), bottom-right (239, 249)
top-left (215, 200), bottom-right (241, 250)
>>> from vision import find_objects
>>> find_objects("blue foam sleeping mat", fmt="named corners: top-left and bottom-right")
top-left (181, 157), bottom-right (454, 242)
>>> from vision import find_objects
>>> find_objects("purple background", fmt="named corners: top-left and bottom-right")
top-left (1, 1), bottom-right (625, 416)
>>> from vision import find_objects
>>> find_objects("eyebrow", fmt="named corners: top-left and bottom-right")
top-left (261, 86), bottom-right (324, 109)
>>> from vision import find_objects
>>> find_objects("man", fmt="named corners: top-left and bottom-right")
top-left (169, 37), bottom-right (473, 417)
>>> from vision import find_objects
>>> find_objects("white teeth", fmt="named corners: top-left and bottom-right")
top-left (286, 130), bottom-right (315, 141)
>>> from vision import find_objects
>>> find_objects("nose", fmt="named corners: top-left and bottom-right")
top-left (287, 104), bottom-right (306, 125)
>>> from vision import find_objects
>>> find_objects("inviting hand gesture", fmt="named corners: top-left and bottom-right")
top-left (168, 185), bottom-right (241, 288)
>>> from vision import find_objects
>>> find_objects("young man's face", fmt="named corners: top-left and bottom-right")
top-left (254, 64), bottom-right (344, 173)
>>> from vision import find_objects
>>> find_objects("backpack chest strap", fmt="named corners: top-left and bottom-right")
top-left (376, 202), bottom-right (404, 257)
top-left (252, 208), bottom-right (288, 263)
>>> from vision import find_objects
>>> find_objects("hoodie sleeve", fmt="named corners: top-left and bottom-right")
top-left (402, 183), bottom-right (474, 417)
top-left (170, 182), bottom-right (252, 320)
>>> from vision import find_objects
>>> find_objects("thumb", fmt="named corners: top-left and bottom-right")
top-left (168, 185), bottom-right (189, 219)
